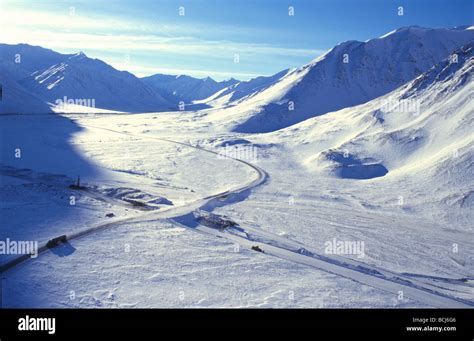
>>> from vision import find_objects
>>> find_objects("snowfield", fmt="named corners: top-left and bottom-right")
top-left (1, 27), bottom-right (473, 308)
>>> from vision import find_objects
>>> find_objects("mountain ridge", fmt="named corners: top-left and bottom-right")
top-left (0, 44), bottom-right (177, 113)
top-left (1, 26), bottom-right (473, 116)
top-left (228, 25), bottom-right (474, 133)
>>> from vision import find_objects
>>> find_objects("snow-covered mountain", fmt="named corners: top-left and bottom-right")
top-left (250, 40), bottom-right (473, 204)
top-left (2, 26), bottom-right (472, 116)
top-left (197, 69), bottom-right (292, 107)
top-left (0, 44), bottom-right (72, 81)
top-left (0, 44), bottom-right (178, 113)
top-left (142, 69), bottom-right (293, 108)
top-left (227, 26), bottom-right (474, 133)
top-left (0, 67), bottom-right (52, 114)
top-left (142, 73), bottom-right (239, 102)
top-left (19, 51), bottom-right (175, 113)
top-left (0, 44), bottom-right (67, 113)
top-left (2, 27), bottom-right (473, 309)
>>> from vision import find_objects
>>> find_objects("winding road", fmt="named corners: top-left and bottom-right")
top-left (0, 123), bottom-right (267, 273)
top-left (1, 121), bottom-right (472, 308)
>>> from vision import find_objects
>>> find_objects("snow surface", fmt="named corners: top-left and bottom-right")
top-left (0, 113), bottom-right (431, 308)
top-left (1, 27), bottom-right (473, 308)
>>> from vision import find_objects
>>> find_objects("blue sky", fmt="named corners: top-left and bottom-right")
top-left (1, 0), bottom-right (472, 80)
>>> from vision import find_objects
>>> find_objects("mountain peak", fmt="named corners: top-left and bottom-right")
top-left (70, 51), bottom-right (87, 60)
top-left (396, 25), bottom-right (425, 31)
top-left (232, 26), bottom-right (474, 133)
top-left (377, 25), bottom-right (433, 39)
top-left (377, 25), bottom-right (474, 40)
top-left (202, 76), bottom-right (216, 83)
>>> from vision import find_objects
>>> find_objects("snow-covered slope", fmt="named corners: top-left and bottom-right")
top-left (18, 52), bottom-right (175, 113)
top-left (2, 35), bottom-right (472, 309)
top-left (0, 67), bottom-right (53, 114)
top-left (229, 26), bottom-right (474, 133)
top-left (142, 73), bottom-right (238, 102)
top-left (0, 44), bottom-right (72, 81)
top-left (198, 69), bottom-right (292, 107)
top-left (0, 44), bottom-right (68, 113)
top-left (252, 41), bottom-right (473, 206)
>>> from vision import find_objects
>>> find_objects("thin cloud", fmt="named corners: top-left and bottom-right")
top-left (2, 28), bottom-right (322, 59)
top-left (0, 6), bottom-right (323, 79)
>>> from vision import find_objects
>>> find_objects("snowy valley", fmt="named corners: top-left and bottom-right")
top-left (1, 26), bottom-right (473, 308)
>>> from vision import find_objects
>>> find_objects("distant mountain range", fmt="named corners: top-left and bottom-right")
top-left (195, 68), bottom-right (292, 107)
top-left (1, 25), bottom-right (473, 120)
top-left (141, 73), bottom-right (239, 102)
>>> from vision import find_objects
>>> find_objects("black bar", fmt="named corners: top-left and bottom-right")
top-left (0, 309), bottom-right (473, 337)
